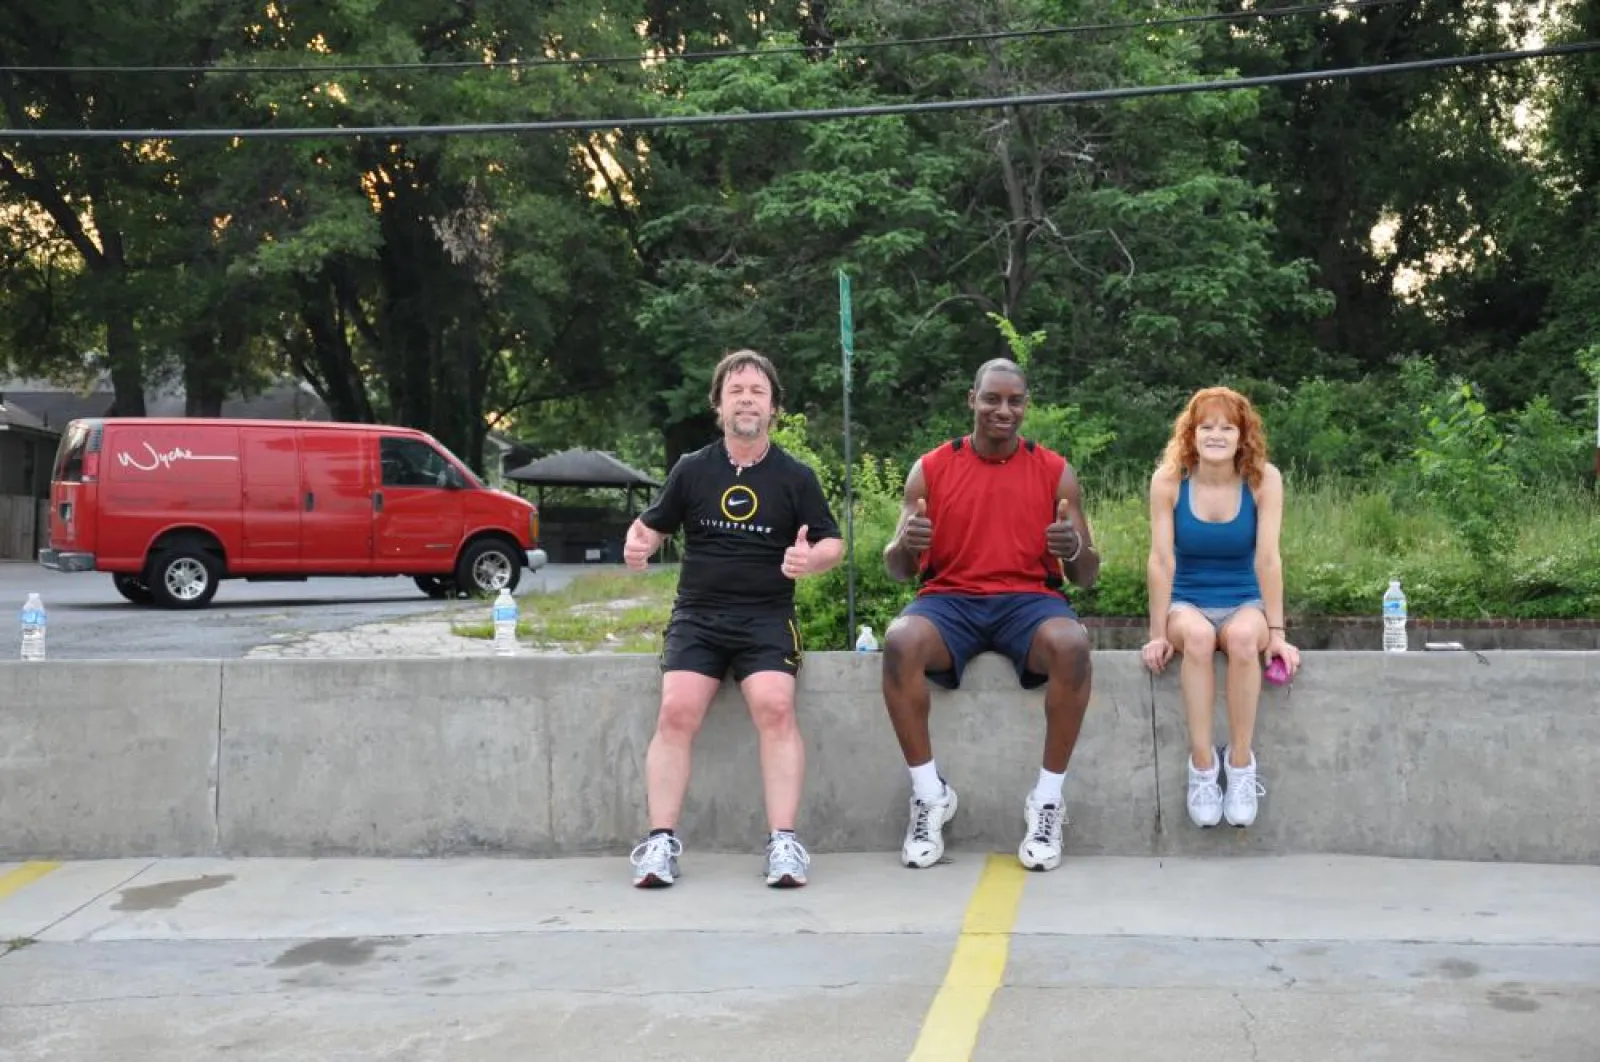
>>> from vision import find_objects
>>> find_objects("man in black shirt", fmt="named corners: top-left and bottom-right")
top-left (623, 350), bottom-right (844, 889)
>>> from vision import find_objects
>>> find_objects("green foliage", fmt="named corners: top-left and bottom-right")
top-left (528, 475), bottom-right (1600, 647)
top-left (773, 413), bottom-right (914, 649)
top-left (792, 452), bottom-right (918, 650)
top-left (1414, 381), bottom-right (1519, 566)
top-left (988, 313), bottom-right (1048, 369)
top-left (5, 0), bottom-right (1600, 607)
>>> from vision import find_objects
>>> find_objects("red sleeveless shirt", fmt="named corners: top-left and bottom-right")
top-left (917, 436), bottom-right (1067, 597)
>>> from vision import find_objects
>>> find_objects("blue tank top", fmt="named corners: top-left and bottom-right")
top-left (1171, 477), bottom-right (1260, 608)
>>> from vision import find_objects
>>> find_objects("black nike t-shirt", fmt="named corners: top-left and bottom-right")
top-left (640, 440), bottom-right (841, 613)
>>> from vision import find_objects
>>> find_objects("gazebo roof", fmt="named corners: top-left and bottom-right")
top-left (504, 448), bottom-right (660, 489)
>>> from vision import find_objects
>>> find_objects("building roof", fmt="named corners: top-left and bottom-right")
top-left (0, 375), bottom-right (330, 425)
top-left (0, 398), bottom-right (61, 438)
top-left (504, 448), bottom-right (661, 489)
top-left (145, 379), bottom-right (330, 421)
top-left (0, 389), bottom-right (113, 428)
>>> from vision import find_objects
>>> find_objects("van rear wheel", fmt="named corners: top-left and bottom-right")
top-left (455, 539), bottom-right (522, 598)
top-left (113, 574), bottom-right (156, 605)
top-left (147, 546), bottom-right (222, 609)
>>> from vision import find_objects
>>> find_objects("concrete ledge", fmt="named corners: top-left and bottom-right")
top-left (219, 658), bottom-right (558, 856)
top-left (1, 652), bottom-right (1596, 863)
top-left (1153, 651), bottom-right (1600, 864)
top-left (0, 662), bottom-right (221, 858)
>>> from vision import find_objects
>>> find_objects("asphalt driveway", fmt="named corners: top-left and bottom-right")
top-left (0, 561), bottom-right (589, 661)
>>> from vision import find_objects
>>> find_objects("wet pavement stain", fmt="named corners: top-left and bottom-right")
top-left (1436, 958), bottom-right (1482, 980)
top-left (270, 937), bottom-right (407, 969)
top-left (113, 875), bottom-right (236, 911)
top-left (1487, 987), bottom-right (1541, 1013)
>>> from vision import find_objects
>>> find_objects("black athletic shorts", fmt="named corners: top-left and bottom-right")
top-left (660, 608), bottom-right (804, 681)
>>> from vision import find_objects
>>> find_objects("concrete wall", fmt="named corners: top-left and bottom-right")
top-left (2, 652), bottom-right (1596, 864)
top-left (1082, 620), bottom-right (1600, 652)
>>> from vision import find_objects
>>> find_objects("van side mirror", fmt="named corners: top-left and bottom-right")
top-left (444, 466), bottom-right (466, 490)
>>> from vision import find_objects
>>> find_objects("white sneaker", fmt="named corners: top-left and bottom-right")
top-left (1187, 754), bottom-right (1223, 828)
top-left (901, 784), bottom-right (958, 868)
top-left (1222, 749), bottom-right (1265, 827)
top-left (630, 833), bottom-right (683, 887)
top-left (1018, 793), bottom-right (1066, 871)
top-left (765, 832), bottom-right (811, 888)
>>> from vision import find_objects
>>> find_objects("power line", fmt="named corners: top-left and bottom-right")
top-left (0, 0), bottom-right (1412, 77)
top-left (2, 38), bottom-right (1589, 143)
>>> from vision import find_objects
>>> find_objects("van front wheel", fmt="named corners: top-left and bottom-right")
top-left (414, 575), bottom-right (457, 599)
top-left (455, 539), bottom-right (522, 598)
top-left (147, 547), bottom-right (222, 609)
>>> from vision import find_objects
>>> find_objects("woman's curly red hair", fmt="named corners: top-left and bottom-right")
top-left (1159, 386), bottom-right (1269, 490)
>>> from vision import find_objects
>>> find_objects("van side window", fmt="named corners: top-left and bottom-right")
top-left (381, 437), bottom-right (452, 488)
top-left (54, 422), bottom-right (89, 483)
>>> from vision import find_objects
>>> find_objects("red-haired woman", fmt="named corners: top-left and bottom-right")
top-left (1141, 387), bottom-right (1300, 828)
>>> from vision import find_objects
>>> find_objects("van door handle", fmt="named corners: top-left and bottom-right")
top-left (305, 491), bottom-right (315, 512)
top-left (373, 491), bottom-right (384, 513)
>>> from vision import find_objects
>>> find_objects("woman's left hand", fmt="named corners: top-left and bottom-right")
top-left (1265, 632), bottom-right (1300, 678)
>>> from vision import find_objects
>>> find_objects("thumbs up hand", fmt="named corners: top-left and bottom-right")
top-left (782, 524), bottom-right (813, 580)
top-left (1046, 498), bottom-right (1082, 560)
top-left (902, 497), bottom-right (934, 554)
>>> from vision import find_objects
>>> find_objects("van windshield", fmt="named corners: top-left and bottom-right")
top-left (430, 438), bottom-right (484, 489)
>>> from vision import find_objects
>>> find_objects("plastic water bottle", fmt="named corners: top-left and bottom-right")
top-left (20, 593), bottom-right (46, 661)
top-left (492, 588), bottom-right (518, 657)
top-left (855, 624), bottom-right (879, 652)
top-left (1382, 579), bottom-right (1408, 653)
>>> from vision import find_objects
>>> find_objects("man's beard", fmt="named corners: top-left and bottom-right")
top-left (727, 413), bottom-right (765, 438)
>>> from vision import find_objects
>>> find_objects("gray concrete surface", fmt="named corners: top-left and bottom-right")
top-left (1, 854), bottom-right (1596, 1061)
top-left (1152, 649), bottom-right (1600, 862)
top-left (0, 560), bottom-right (587, 660)
top-left (0, 662), bottom-right (221, 856)
top-left (2, 652), bottom-right (1597, 863)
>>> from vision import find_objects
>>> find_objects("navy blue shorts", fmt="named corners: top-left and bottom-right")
top-left (899, 593), bottom-right (1079, 690)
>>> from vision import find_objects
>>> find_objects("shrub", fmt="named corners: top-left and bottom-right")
top-left (1414, 380), bottom-right (1519, 567)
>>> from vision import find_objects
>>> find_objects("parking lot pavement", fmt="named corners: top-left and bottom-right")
top-left (0, 562), bottom-right (593, 660)
top-left (2, 852), bottom-right (1597, 1061)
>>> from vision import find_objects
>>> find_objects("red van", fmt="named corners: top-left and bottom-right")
top-left (38, 418), bottom-right (547, 609)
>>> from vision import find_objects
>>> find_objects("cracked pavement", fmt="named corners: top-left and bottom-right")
top-left (2, 853), bottom-right (1597, 1060)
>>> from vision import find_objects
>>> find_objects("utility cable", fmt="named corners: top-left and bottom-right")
top-left (1, 37), bottom-right (1587, 143)
top-left (0, 0), bottom-right (1414, 77)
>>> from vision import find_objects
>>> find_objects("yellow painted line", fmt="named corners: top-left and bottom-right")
top-left (909, 854), bottom-right (1029, 1061)
top-left (0, 861), bottom-right (61, 902)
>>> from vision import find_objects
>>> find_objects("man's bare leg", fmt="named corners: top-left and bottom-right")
top-left (644, 670), bottom-right (722, 829)
top-left (739, 670), bottom-right (803, 832)
top-left (882, 615), bottom-right (959, 868)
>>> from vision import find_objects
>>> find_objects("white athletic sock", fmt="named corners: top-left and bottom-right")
top-left (909, 761), bottom-right (944, 803)
top-left (1032, 768), bottom-right (1067, 807)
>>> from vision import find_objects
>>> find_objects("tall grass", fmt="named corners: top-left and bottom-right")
top-left (457, 481), bottom-right (1598, 654)
top-left (1078, 477), bottom-right (1600, 621)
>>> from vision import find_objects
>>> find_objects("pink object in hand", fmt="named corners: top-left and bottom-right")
top-left (1264, 656), bottom-right (1291, 686)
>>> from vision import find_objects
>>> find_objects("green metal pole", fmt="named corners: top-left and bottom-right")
top-left (839, 268), bottom-right (856, 643)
